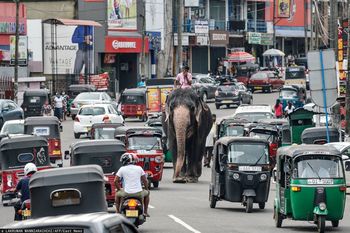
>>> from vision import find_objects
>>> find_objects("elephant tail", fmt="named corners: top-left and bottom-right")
top-left (173, 105), bottom-right (189, 178)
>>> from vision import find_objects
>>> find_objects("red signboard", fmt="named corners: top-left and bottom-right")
top-left (105, 37), bottom-right (149, 53)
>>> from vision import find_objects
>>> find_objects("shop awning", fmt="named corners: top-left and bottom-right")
top-left (42, 18), bottom-right (102, 27)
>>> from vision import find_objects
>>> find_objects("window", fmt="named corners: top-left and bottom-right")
top-left (79, 107), bottom-right (105, 116)
top-left (51, 189), bottom-right (81, 207)
top-left (228, 0), bottom-right (242, 20)
top-left (228, 143), bottom-right (269, 164)
top-left (76, 93), bottom-right (100, 101)
top-left (18, 153), bottom-right (34, 163)
top-left (33, 127), bottom-right (50, 136)
top-left (128, 136), bottom-right (161, 150)
top-left (7, 101), bottom-right (17, 110)
top-left (296, 156), bottom-right (344, 179)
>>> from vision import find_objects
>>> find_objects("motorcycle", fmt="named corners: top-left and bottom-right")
top-left (120, 196), bottom-right (146, 227)
top-left (14, 193), bottom-right (31, 221)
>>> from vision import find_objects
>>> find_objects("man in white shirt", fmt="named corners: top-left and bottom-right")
top-left (284, 101), bottom-right (295, 116)
top-left (115, 153), bottom-right (150, 217)
top-left (54, 93), bottom-right (64, 121)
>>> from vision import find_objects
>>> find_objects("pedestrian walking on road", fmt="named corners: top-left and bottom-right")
top-left (274, 99), bottom-right (283, 118)
top-left (174, 66), bottom-right (192, 89)
top-left (53, 93), bottom-right (64, 121)
top-left (62, 91), bottom-right (69, 121)
top-left (204, 114), bottom-right (217, 168)
top-left (41, 100), bottom-right (52, 116)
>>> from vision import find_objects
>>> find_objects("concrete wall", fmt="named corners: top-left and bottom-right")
top-left (24, 1), bottom-right (75, 19)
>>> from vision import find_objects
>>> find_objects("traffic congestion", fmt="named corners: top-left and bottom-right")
top-left (0, 59), bottom-right (350, 233)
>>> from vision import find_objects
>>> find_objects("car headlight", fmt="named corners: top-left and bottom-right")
top-left (232, 173), bottom-right (240, 180)
top-left (319, 202), bottom-right (326, 211)
top-left (260, 174), bottom-right (267, 181)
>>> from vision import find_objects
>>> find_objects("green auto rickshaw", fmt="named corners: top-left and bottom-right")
top-left (216, 118), bottom-right (249, 140)
top-left (285, 108), bottom-right (315, 145)
top-left (274, 145), bottom-right (347, 233)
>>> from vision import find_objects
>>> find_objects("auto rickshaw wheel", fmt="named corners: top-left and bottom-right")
top-left (215, 104), bottom-right (220, 109)
top-left (274, 206), bottom-right (283, 228)
top-left (152, 181), bottom-right (159, 188)
top-left (245, 197), bottom-right (253, 213)
top-left (258, 202), bottom-right (265, 210)
top-left (331, 220), bottom-right (339, 227)
top-left (74, 133), bottom-right (80, 139)
top-left (317, 215), bottom-right (325, 233)
top-left (209, 190), bottom-right (217, 208)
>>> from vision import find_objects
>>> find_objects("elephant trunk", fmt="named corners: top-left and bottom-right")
top-left (173, 105), bottom-right (190, 178)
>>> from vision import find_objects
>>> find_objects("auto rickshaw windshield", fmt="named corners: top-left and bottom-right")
top-left (250, 132), bottom-right (277, 143)
top-left (295, 156), bottom-right (344, 179)
top-left (226, 126), bottom-right (245, 137)
top-left (128, 135), bottom-right (162, 150)
top-left (93, 128), bottom-right (116, 139)
top-left (280, 89), bottom-right (297, 98)
top-left (228, 143), bottom-right (269, 164)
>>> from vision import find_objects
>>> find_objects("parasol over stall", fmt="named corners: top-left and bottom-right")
top-left (225, 51), bottom-right (256, 63)
top-left (262, 49), bottom-right (285, 57)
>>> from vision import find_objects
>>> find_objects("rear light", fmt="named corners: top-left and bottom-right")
top-left (75, 117), bottom-right (80, 122)
top-left (215, 90), bottom-right (219, 96)
top-left (128, 199), bottom-right (138, 207)
top-left (339, 186), bottom-right (347, 192)
top-left (54, 141), bottom-right (59, 147)
top-left (291, 186), bottom-right (301, 192)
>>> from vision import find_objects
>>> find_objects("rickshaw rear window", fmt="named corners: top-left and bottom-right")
top-left (295, 156), bottom-right (344, 179)
top-left (76, 92), bottom-right (100, 100)
top-left (18, 153), bottom-right (34, 163)
top-left (228, 143), bottom-right (269, 164)
top-left (122, 95), bottom-right (144, 104)
top-left (94, 128), bottom-right (116, 139)
top-left (25, 96), bottom-right (44, 104)
top-left (128, 136), bottom-right (161, 150)
top-left (280, 89), bottom-right (297, 98)
top-left (51, 189), bottom-right (81, 207)
top-left (33, 127), bottom-right (50, 136)
top-left (225, 126), bottom-right (244, 137)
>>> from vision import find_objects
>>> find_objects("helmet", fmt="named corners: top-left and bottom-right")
top-left (24, 163), bottom-right (37, 176)
top-left (120, 153), bottom-right (139, 166)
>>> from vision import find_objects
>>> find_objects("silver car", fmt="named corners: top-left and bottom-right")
top-left (70, 92), bottom-right (113, 120)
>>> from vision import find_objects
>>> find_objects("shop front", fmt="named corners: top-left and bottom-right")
top-left (104, 36), bottom-right (149, 92)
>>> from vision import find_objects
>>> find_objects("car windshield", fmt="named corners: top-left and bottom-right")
top-left (225, 126), bottom-right (245, 136)
top-left (234, 112), bottom-right (274, 123)
top-left (218, 86), bottom-right (236, 92)
top-left (296, 156), bottom-right (344, 178)
top-left (94, 127), bottom-right (116, 139)
top-left (76, 93), bottom-right (100, 101)
top-left (228, 143), bottom-right (269, 164)
top-left (1, 123), bottom-right (24, 134)
top-left (280, 89), bottom-right (297, 98)
top-left (79, 107), bottom-right (105, 116)
top-left (249, 132), bottom-right (277, 143)
top-left (128, 136), bottom-right (161, 150)
top-left (251, 73), bottom-right (267, 79)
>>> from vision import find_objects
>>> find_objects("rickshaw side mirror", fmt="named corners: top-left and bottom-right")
top-left (64, 150), bottom-right (70, 160)
top-left (345, 161), bottom-right (350, 172)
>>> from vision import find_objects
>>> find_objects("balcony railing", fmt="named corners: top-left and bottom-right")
top-left (247, 19), bottom-right (267, 33)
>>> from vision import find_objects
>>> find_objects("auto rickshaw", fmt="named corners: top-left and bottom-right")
top-left (21, 89), bottom-right (50, 118)
top-left (0, 135), bottom-right (51, 206)
top-left (249, 125), bottom-right (280, 168)
top-left (209, 137), bottom-right (271, 213)
top-left (258, 118), bottom-right (288, 135)
top-left (287, 108), bottom-right (315, 145)
top-left (235, 63), bottom-right (259, 85)
top-left (115, 126), bottom-right (165, 188)
top-left (284, 66), bottom-right (306, 86)
top-left (90, 122), bottom-right (124, 140)
top-left (120, 88), bottom-right (147, 121)
top-left (216, 118), bottom-right (249, 139)
top-left (67, 84), bottom-right (96, 116)
top-left (279, 85), bottom-right (306, 109)
top-left (301, 127), bottom-right (340, 145)
top-left (65, 140), bottom-right (125, 207)
top-left (274, 145), bottom-right (346, 232)
top-left (24, 117), bottom-right (63, 167)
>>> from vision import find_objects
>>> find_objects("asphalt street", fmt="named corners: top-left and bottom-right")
top-left (2, 91), bottom-right (350, 233)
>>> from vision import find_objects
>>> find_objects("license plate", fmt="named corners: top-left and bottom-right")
top-left (239, 166), bottom-right (262, 172)
top-left (23, 209), bottom-right (31, 217)
top-left (52, 150), bottom-right (61, 155)
top-left (307, 179), bottom-right (334, 185)
top-left (126, 210), bottom-right (138, 217)
top-left (222, 100), bottom-right (232, 103)
top-left (255, 87), bottom-right (262, 90)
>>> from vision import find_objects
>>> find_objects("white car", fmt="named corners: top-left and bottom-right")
top-left (73, 104), bottom-right (124, 139)
top-left (0, 119), bottom-right (24, 136)
top-left (233, 104), bottom-right (274, 123)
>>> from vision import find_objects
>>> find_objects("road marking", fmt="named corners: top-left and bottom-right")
top-left (149, 204), bottom-right (155, 209)
top-left (168, 215), bottom-right (201, 233)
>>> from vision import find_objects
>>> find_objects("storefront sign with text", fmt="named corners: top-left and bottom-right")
top-left (105, 37), bottom-right (149, 53)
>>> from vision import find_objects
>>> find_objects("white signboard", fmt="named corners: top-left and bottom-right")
top-left (195, 20), bottom-right (209, 34)
top-left (185, 0), bottom-right (199, 7)
top-left (174, 34), bottom-right (189, 46)
top-left (10, 35), bottom-right (27, 66)
top-left (196, 36), bottom-right (208, 46)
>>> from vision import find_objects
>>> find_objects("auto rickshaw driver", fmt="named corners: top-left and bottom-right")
top-left (114, 153), bottom-right (150, 217)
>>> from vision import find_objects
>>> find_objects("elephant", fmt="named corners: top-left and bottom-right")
top-left (162, 88), bottom-right (213, 183)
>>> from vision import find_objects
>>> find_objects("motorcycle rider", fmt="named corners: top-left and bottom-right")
top-left (13, 163), bottom-right (37, 220)
top-left (114, 153), bottom-right (150, 217)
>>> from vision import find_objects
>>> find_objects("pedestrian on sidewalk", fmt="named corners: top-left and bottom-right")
top-left (204, 114), bottom-right (217, 168)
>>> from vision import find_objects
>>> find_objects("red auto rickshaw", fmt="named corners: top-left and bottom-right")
top-left (115, 126), bottom-right (165, 188)
top-left (249, 125), bottom-right (280, 168)
top-left (120, 88), bottom-right (147, 122)
top-left (24, 117), bottom-right (63, 167)
top-left (1, 135), bottom-right (51, 206)
top-left (235, 63), bottom-right (259, 85)
top-left (65, 139), bottom-right (126, 207)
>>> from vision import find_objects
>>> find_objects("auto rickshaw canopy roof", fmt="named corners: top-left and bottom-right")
top-left (257, 118), bottom-right (288, 126)
top-left (91, 122), bottom-right (124, 130)
top-left (219, 117), bottom-right (250, 126)
top-left (23, 89), bottom-right (50, 97)
top-left (250, 124), bottom-right (279, 134)
top-left (71, 139), bottom-right (125, 154)
top-left (277, 144), bottom-right (341, 159)
top-left (288, 108), bottom-right (314, 120)
top-left (122, 88), bottom-right (147, 96)
top-left (68, 84), bottom-right (97, 92)
top-left (115, 126), bottom-right (163, 137)
top-left (0, 135), bottom-right (48, 151)
top-left (215, 136), bottom-right (268, 147)
top-left (24, 116), bottom-right (60, 126)
top-left (301, 127), bottom-right (340, 144)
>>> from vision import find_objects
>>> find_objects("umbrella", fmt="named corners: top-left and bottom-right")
top-left (263, 49), bottom-right (285, 57)
top-left (226, 51), bottom-right (256, 63)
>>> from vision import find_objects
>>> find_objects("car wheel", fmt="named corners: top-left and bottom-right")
top-left (331, 220), bottom-right (339, 227)
top-left (249, 97), bottom-right (253, 104)
top-left (267, 86), bottom-right (272, 93)
top-left (202, 92), bottom-right (208, 102)
top-left (74, 133), bottom-right (80, 139)
top-left (258, 202), bottom-right (265, 209)
top-left (215, 104), bottom-right (220, 109)
top-left (226, 104), bottom-right (230, 109)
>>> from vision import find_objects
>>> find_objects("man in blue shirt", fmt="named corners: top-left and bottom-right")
top-left (71, 25), bottom-right (93, 78)
top-left (137, 77), bottom-right (146, 87)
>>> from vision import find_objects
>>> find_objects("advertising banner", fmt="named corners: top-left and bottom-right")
top-left (210, 30), bottom-right (229, 46)
top-left (107, 0), bottom-right (137, 30)
top-left (105, 36), bottom-right (149, 53)
top-left (147, 88), bottom-right (161, 113)
top-left (277, 0), bottom-right (291, 18)
top-left (43, 24), bottom-right (94, 75)
top-left (10, 35), bottom-right (27, 66)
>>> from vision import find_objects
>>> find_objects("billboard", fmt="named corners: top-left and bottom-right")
top-left (10, 35), bottom-right (27, 66)
top-left (277, 0), bottom-right (291, 18)
top-left (107, 0), bottom-right (137, 30)
top-left (43, 24), bottom-right (94, 75)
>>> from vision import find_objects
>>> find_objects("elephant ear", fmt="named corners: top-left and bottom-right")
top-left (195, 98), bottom-right (209, 124)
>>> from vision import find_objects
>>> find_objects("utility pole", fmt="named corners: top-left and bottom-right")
top-left (140, 0), bottom-right (146, 79)
top-left (346, 0), bottom-right (350, 136)
top-left (175, 0), bottom-right (183, 73)
top-left (14, 0), bottom-right (19, 103)
top-left (310, 0), bottom-right (313, 50)
top-left (273, 0), bottom-right (276, 48)
top-left (304, 0), bottom-right (308, 55)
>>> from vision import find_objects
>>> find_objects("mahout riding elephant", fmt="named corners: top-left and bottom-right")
top-left (162, 88), bottom-right (213, 183)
